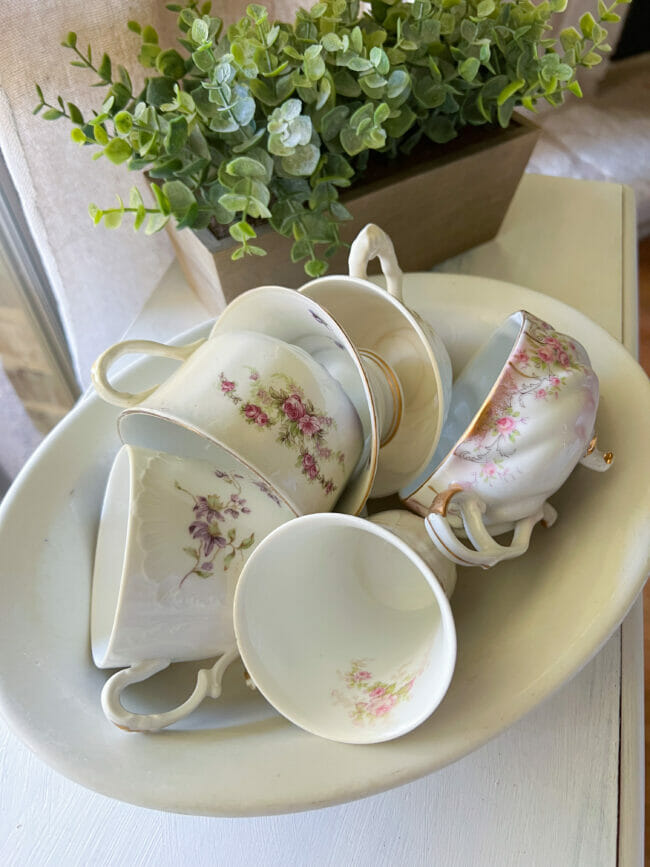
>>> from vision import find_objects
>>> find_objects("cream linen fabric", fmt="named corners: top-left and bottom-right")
top-left (0, 1), bottom-right (300, 385)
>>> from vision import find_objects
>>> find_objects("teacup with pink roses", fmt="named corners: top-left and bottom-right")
top-left (93, 328), bottom-right (364, 515)
top-left (401, 310), bottom-right (613, 568)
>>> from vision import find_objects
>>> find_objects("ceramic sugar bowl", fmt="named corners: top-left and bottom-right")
top-left (401, 310), bottom-right (613, 567)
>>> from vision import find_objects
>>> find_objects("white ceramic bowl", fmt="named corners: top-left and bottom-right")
top-left (0, 276), bottom-right (647, 815)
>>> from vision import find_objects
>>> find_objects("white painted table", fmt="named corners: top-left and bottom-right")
top-left (0, 175), bottom-right (643, 866)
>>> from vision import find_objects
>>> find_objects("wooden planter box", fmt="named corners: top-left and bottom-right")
top-left (167, 116), bottom-right (539, 313)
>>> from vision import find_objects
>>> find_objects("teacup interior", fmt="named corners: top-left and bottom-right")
top-left (407, 312), bottom-right (523, 491)
top-left (234, 517), bottom-right (456, 744)
top-left (91, 447), bottom-right (130, 666)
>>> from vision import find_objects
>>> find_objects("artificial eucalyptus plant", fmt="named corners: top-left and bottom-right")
top-left (36, 0), bottom-right (627, 277)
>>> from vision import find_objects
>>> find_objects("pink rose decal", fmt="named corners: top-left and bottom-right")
top-left (218, 371), bottom-right (340, 494)
top-left (536, 388), bottom-right (547, 399)
top-left (302, 453), bottom-right (319, 479)
top-left (514, 349), bottom-right (529, 365)
top-left (283, 394), bottom-right (305, 421)
top-left (484, 462), bottom-right (497, 477)
top-left (297, 414), bottom-right (321, 437)
top-left (550, 376), bottom-right (561, 386)
top-left (558, 350), bottom-right (570, 367)
top-left (334, 660), bottom-right (420, 725)
top-left (537, 347), bottom-right (555, 364)
top-left (496, 416), bottom-right (516, 433)
top-left (372, 695), bottom-right (398, 717)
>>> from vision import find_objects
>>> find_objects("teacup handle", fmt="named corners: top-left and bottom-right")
top-left (348, 224), bottom-right (403, 302)
top-left (424, 487), bottom-right (558, 569)
top-left (91, 338), bottom-right (206, 407)
top-left (101, 647), bottom-right (239, 732)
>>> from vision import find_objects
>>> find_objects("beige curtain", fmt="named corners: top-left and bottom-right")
top-left (0, 1), bottom-right (302, 384)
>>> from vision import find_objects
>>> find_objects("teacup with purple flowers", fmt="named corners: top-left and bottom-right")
top-left (91, 443), bottom-right (296, 733)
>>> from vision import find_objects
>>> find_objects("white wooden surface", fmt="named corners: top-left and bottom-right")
top-left (0, 175), bottom-right (643, 866)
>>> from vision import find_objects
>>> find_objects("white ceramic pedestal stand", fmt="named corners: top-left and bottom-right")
top-left (0, 175), bottom-right (643, 866)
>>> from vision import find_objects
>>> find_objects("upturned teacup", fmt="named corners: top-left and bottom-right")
top-left (234, 514), bottom-right (456, 744)
top-left (92, 330), bottom-right (363, 515)
top-left (92, 444), bottom-right (296, 732)
top-left (401, 310), bottom-right (613, 567)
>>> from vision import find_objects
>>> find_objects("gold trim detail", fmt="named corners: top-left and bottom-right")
top-left (585, 435), bottom-right (598, 457)
top-left (604, 451), bottom-right (614, 464)
top-left (429, 485), bottom-right (464, 517)
top-left (359, 348), bottom-right (404, 448)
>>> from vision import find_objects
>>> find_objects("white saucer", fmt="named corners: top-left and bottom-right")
top-left (299, 276), bottom-right (451, 497)
top-left (0, 274), bottom-right (647, 816)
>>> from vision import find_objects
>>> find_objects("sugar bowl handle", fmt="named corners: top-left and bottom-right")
top-left (348, 224), bottom-right (403, 302)
top-left (424, 487), bottom-right (558, 569)
top-left (91, 337), bottom-right (206, 407)
top-left (101, 647), bottom-right (239, 732)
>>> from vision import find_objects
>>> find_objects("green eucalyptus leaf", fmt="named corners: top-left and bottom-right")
top-left (219, 192), bottom-right (250, 212)
top-left (145, 213), bottom-right (170, 234)
top-left (425, 115), bottom-right (456, 143)
top-left (156, 49), bottom-right (186, 79)
top-left (98, 54), bottom-right (112, 82)
top-left (103, 210), bottom-right (123, 229)
top-left (192, 18), bottom-right (210, 43)
top-left (114, 111), bottom-right (133, 135)
top-left (146, 77), bottom-right (177, 107)
top-left (322, 32), bottom-right (344, 52)
top-left (129, 187), bottom-right (145, 209)
top-left (384, 105), bottom-right (416, 138)
top-left (459, 57), bottom-right (480, 82)
top-left (477, 0), bottom-right (496, 16)
top-left (104, 138), bottom-right (132, 164)
top-left (226, 156), bottom-right (269, 180)
top-left (70, 127), bottom-right (88, 144)
top-left (163, 180), bottom-right (196, 214)
top-left (88, 203), bottom-right (102, 224)
top-left (304, 258), bottom-right (328, 277)
top-left (67, 102), bottom-right (84, 125)
top-left (281, 143), bottom-right (320, 176)
top-left (164, 116), bottom-right (189, 153)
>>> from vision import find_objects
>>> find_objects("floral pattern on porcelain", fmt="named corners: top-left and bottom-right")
top-left (218, 369), bottom-right (346, 494)
top-left (331, 659), bottom-right (420, 726)
top-left (174, 470), bottom-right (267, 587)
top-left (453, 313), bottom-right (591, 485)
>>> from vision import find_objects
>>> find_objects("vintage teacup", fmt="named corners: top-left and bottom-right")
top-left (92, 444), bottom-right (296, 732)
top-left (92, 330), bottom-right (363, 515)
top-left (401, 310), bottom-right (613, 568)
top-left (300, 224), bottom-right (453, 498)
top-left (233, 514), bottom-right (457, 744)
top-left (208, 285), bottom-right (382, 516)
